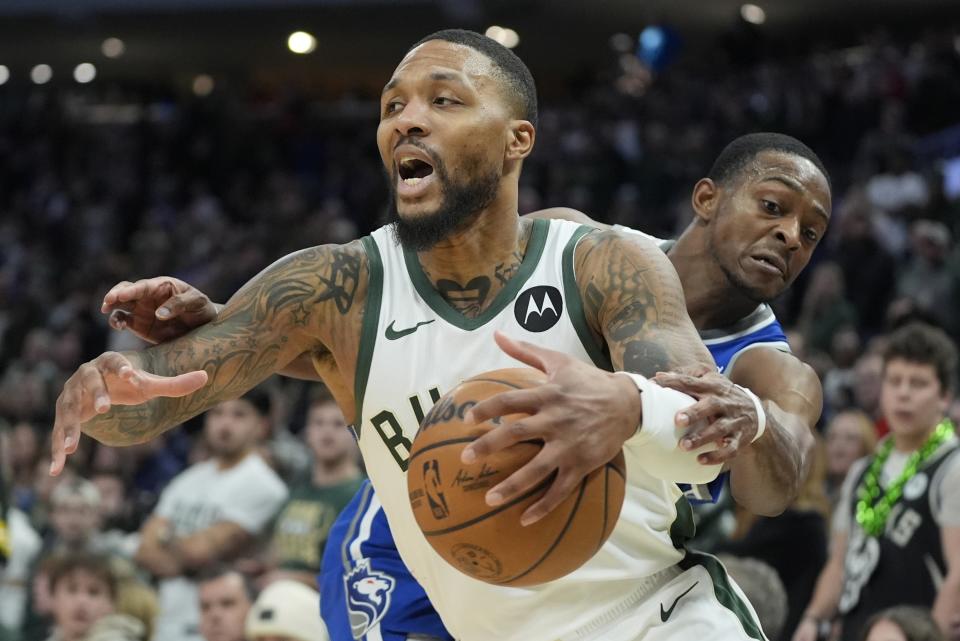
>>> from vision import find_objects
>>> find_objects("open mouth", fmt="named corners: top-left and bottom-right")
top-left (398, 156), bottom-right (435, 185)
top-left (749, 254), bottom-right (786, 278)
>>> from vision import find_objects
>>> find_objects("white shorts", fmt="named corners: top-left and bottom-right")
top-left (559, 552), bottom-right (767, 641)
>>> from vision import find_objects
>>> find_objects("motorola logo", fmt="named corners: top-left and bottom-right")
top-left (514, 286), bottom-right (563, 332)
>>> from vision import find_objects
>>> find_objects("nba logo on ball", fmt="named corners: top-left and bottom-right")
top-left (515, 286), bottom-right (562, 332)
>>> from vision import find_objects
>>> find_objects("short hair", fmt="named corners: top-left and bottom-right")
top-left (707, 132), bottom-right (830, 188)
top-left (197, 566), bottom-right (257, 603)
top-left (715, 555), bottom-right (787, 640)
top-left (409, 29), bottom-right (538, 128)
top-left (860, 606), bottom-right (944, 641)
top-left (882, 322), bottom-right (958, 393)
top-left (51, 477), bottom-right (101, 508)
top-left (239, 385), bottom-right (271, 418)
top-left (47, 552), bottom-right (117, 600)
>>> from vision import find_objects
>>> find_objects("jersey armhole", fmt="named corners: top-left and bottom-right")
top-left (353, 236), bottom-right (384, 438)
top-left (561, 225), bottom-right (613, 371)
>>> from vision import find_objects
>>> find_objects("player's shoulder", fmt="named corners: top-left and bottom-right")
top-left (573, 226), bottom-right (669, 273)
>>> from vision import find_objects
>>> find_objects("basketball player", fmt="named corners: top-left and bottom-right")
top-left (100, 132), bottom-right (828, 641)
top-left (50, 31), bottom-right (831, 640)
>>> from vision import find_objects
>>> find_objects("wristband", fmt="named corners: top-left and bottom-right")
top-left (734, 384), bottom-right (766, 443)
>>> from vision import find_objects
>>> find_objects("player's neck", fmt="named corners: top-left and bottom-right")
top-left (669, 229), bottom-right (759, 330)
top-left (417, 206), bottom-right (531, 319)
top-left (312, 458), bottom-right (361, 487)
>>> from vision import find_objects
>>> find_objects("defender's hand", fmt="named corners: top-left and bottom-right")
top-left (653, 367), bottom-right (760, 465)
top-left (463, 332), bottom-right (640, 526)
top-left (102, 277), bottom-right (219, 344)
top-left (51, 352), bottom-right (208, 476)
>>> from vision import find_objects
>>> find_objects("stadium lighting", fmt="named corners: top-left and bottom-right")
top-left (0, 65), bottom-right (8, 86)
top-left (485, 26), bottom-right (519, 49)
top-left (192, 74), bottom-right (215, 96)
top-left (74, 63), bottom-right (97, 84)
top-left (741, 4), bottom-right (767, 24)
top-left (287, 31), bottom-right (317, 54)
top-left (31, 64), bottom-right (52, 85)
top-left (102, 37), bottom-right (126, 58)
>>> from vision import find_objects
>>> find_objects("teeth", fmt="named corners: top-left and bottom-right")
top-left (403, 177), bottom-right (422, 185)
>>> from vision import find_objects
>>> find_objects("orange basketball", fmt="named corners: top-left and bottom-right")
top-left (407, 367), bottom-right (626, 587)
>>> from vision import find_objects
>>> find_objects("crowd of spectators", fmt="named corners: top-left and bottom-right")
top-left (1, 23), bottom-right (960, 641)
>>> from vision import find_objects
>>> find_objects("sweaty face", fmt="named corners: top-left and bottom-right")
top-left (881, 359), bottom-right (948, 441)
top-left (51, 570), bottom-right (114, 641)
top-left (377, 40), bottom-right (514, 250)
top-left (707, 151), bottom-right (831, 302)
top-left (199, 574), bottom-right (251, 641)
top-left (204, 399), bottom-right (265, 459)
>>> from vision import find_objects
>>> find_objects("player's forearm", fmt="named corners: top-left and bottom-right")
top-left (729, 401), bottom-right (813, 515)
top-left (933, 572), bottom-right (960, 633)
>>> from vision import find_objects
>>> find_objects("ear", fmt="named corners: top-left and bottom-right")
top-left (690, 178), bottom-right (720, 225)
top-left (506, 120), bottom-right (535, 161)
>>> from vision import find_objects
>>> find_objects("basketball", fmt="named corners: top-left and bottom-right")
top-left (407, 367), bottom-right (626, 587)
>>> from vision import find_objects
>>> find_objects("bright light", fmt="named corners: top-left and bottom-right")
top-left (0, 65), bottom-right (8, 86)
top-left (102, 37), bottom-right (126, 58)
top-left (30, 64), bottom-right (52, 85)
top-left (610, 33), bottom-right (635, 53)
top-left (192, 74), bottom-right (214, 96)
top-left (640, 26), bottom-right (665, 50)
top-left (741, 4), bottom-right (766, 24)
top-left (287, 31), bottom-right (317, 54)
top-left (485, 25), bottom-right (519, 49)
top-left (74, 63), bottom-right (97, 84)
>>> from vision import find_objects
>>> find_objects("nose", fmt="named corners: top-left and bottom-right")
top-left (773, 216), bottom-right (801, 252)
top-left (394, 98), bottom-right (430, 138)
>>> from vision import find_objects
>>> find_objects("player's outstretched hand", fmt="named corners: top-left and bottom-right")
top-left (101, 277), bottom-right (219, 344)
top-left (51, 352), bottom-right (208, 476)
top-left (463, 331), bottom-right (640, 526)
top-left (652, 366), bottom-right (760, 465)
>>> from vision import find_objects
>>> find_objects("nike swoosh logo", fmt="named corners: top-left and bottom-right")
top-left (660, 581), bottom-right (698, 623)
top-left (385, 319), bottom-right (435, 340)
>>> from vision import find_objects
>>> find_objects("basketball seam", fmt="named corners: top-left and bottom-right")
top-left (420, 475), bottom-right (553, 537)
top-left (499, 477), bottom-right (588, 585)
top-left (408, 437), bottom-right (479, 464)
top-left (467, 378), bottom-right (525, 389)
top-left (607, 461), bottom-right (626, 479)
top-left (597, 466), bottom-right (610, 555)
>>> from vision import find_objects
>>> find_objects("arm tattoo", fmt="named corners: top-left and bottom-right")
top-left (576, 231), bottom-right (712, 376)
top-left (83, 243), bottom-right (367, 445)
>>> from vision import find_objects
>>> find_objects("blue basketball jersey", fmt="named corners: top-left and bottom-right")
top-left (319, 254), bottom-right (791, 641)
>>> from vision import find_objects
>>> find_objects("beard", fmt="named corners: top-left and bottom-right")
top-left (386, 150), bottom-right (501, 252)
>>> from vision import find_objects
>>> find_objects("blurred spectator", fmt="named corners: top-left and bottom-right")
top-left (896, 220), bottom-right (953, 330)
top-left (861, 606), bottom-right (945, 641)
top-left (717, 436), bottom-right (830, 638)
top-left (797, 262), bottom-right (859, 355)
top-left (0, 507), bottom-right (42, 635)
top-left (135, 396), bottom-right (287, 641)
top-left (197, 568), bottom-right (254, 641)
top-left (252, 386), bottom-right (311, 487)
top-left (716, 555), bottom-right (789, 641)
top-left (853, 353), bottom-right (887, 434)
top-left (264, 389), bottom-right (363, 587)
top-left (8, 422), bottom-right (41, 514)
top-left (245, 580), bottom-right (329, 641)
top-left (825, 410), bottom-right (879, 509)
top-left (795, 323), bottom-right (960, 641)
top-left (44, 552), bottom-right (145, 641)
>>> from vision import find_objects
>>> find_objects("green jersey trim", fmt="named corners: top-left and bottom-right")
top-left (401, 218), bottom-right (549, 331)
top-left (561, 225), bottom-right (612, 370)
top-left (354, 235), bottom-right (384, 438)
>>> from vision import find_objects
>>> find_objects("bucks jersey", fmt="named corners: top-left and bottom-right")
top-left (351, 219), bottom-right (691, 641)
top-left (321, 220), bottom-right (789, 641)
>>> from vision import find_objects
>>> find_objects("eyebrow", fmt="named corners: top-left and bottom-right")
top-left (382, 71), bottom-right (468, 95)
top-left (759, 175), bottom-right (830, 223)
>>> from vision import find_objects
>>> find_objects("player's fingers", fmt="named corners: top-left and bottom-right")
top-left (461, 414), bottom-right (542, 464)
top-left (672, 396), bottom-right (721, 435)
top-left (484, 448), bottom-right (557, 511)
top-left (670, 363), bottom-right (715, 377)
top-left (652, 372), bottom-right (722, 396)
top-left (112, 279), bottom-right (157, 304)
top-left (51, 386), bottom-right (84, 475)
top-left (519, 461), bottom-right (580, 526)
top-left (696, 435), bottom-right (741, 466)
top-left (134, 369), bottom-right (209, 398)
top-left (465, 388), bottom-right (543, 426)
top-left (78, 365), bottom-right (113, 415)
top-left (493, 330), bottom-right (571, 375)
top-left (101, 281), bottom-right (135, 310)
top-left (678, 410), bottom-right (734, 451)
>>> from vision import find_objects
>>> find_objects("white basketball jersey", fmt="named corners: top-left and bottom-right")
top-left (354, 219), bottom-right (692, 641)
